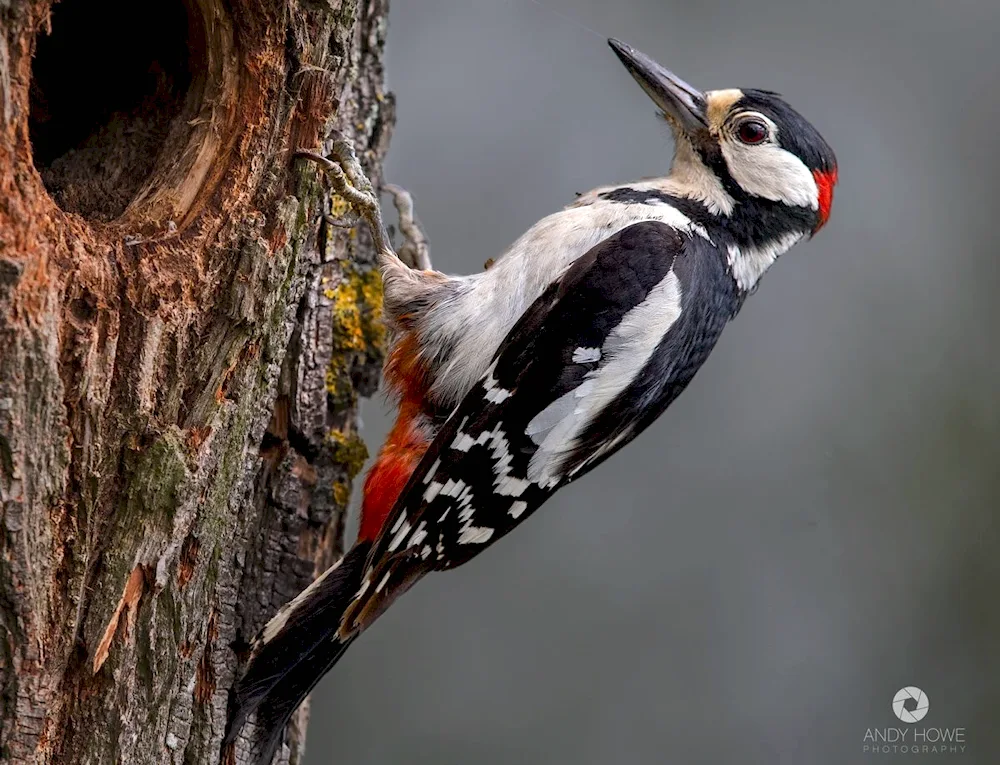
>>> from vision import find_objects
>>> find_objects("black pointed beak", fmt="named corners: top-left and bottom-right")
top-left (608, 39), bottom-right (708, 133)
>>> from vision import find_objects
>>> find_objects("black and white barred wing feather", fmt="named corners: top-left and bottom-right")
top-left (342, 220), bottom-right (739, 635)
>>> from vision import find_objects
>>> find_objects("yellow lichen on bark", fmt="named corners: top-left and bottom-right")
top-left (325, 264), bottom-right (385, 409)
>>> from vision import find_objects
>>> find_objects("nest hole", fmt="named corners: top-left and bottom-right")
top-left (29, 0), bottom-right (203, 221)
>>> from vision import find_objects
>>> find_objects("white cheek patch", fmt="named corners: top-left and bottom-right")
top-left (721, 140), bottom-right (819, 210)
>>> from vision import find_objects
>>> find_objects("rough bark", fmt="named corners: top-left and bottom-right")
top-left (0, 1), bottom-right (393, 762)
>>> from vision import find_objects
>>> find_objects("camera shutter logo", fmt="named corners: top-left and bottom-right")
top-left (892, 687), bottom-right (929, 723)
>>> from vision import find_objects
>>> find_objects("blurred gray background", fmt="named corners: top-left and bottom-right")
top-left (308, 1), bottom-right (999, 763)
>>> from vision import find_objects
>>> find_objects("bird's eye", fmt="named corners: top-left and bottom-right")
top-left (737, 119), bottom-right (769, 145)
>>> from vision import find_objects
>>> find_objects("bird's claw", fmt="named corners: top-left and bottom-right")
top-left (294, 134), bottom-right (391, 255)
top-left (294, 150), bottom-right (378, 222)
top-left (329, 133), bottom-right (375, 196)
top-left (295, 133), bottom-right (432, 270)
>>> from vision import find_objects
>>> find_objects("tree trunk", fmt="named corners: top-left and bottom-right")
top-left (0, 1), bottom-right (392, 762)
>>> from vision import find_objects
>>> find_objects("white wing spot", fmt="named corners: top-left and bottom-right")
top-left (572, 346), bottom-right (601, 363)
top-left (488, 428), bottom-right (513, 476)
top-left (452, 432), bottom-right (476, 452)
top-left (484, 427), bottom-right (532, 496)
top-left (355, 575), bottom-right (371, 600)
top-left (496, 475), bottom-right (530, 497)
top-left (458, 526), bottom-right (494, 545)
top-left (484, 382), bottom-right (511, 404)
top-left (483, 362), bottom-right (512, 404)
top-left (409, 521), bottom-right (428, 547)
top-left (390, 513), bottom-right (407, 534)
top-left (421, 545), bottom-right (432, 559)
top-left (440, 478), bottom-right (467, 497)
top-left (455, 430), bottom-right (493, 452)
top-left (388, 519), bottom-right (411, 552)
top-left (509, 501), bottom-right (529, 519)
top-left (423, 457), bottom-right (441, 483)
top-left (423, 481), bottom-right (443, 502)
top-left (375, 571), bottom-right (392, 593)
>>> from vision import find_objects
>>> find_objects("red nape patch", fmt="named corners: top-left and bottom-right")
top-left (358, 405), bottom-right (429, 542)
top-left (812, 168), bottom-right (838, 233)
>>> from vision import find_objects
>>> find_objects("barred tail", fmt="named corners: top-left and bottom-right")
top-left (223, 541), bottom-right (371, 764)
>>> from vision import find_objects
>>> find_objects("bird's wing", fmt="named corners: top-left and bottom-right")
top-left (342, 220), bottom-right (739, 635)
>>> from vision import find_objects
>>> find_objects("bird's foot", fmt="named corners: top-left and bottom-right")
top-left (295, 133), bottom-right (392, 255)
top-left (296, 134), bottom-right (432, 271)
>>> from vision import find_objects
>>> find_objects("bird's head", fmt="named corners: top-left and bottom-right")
top-left (609, 39), bottom-right (837, 235)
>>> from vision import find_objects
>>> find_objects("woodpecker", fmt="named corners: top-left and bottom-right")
top-left (225, 39), bottom-right (837, 762)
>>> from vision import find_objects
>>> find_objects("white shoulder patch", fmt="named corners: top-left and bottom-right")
top-left (525, 270), bottom-right (683, 487)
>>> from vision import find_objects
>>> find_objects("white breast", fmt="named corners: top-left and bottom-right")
top-left (420, 195), bottom-right (709, 407)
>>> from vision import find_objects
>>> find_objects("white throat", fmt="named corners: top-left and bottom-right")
top-left (662, 136), bottom-right (735, 216)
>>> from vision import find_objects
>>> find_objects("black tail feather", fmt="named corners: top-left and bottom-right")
top-left (224, 541), bottom-right (371, 761)
top-left (246, 634), bottom-right (356, 764)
